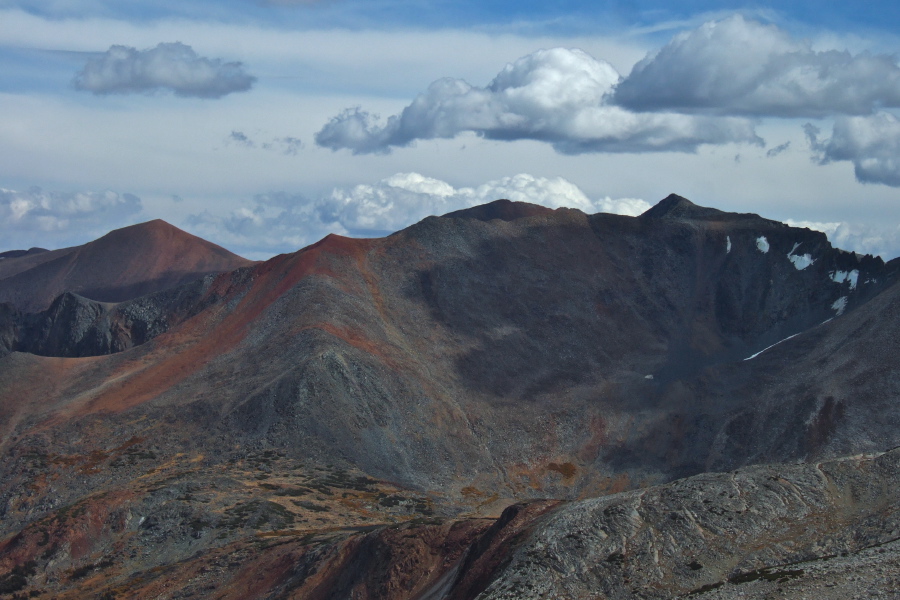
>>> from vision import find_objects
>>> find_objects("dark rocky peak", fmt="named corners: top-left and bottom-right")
top-left (641, 193), bottom-right (776, 226)
top-left (640, 193), bottom-right (710, 219)
top-left (443, 199), bottom-right (555, 222)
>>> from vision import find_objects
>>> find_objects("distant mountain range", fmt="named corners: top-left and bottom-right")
top-left (1, 196), bottom-right (898, 599)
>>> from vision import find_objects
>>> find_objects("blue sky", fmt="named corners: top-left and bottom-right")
top-left (1, 0), bottom-right (899, 259)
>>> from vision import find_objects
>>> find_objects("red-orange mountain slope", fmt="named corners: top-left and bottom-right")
top-left (0, 219), bottom-right (255, 312)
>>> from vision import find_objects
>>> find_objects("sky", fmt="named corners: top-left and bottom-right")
top-left (2, 0), bottom-right (900, 260)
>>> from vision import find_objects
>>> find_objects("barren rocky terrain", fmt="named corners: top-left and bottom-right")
top-left (1, 195), bottom-right (898, 598)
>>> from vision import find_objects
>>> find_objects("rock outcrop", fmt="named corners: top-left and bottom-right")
top-left (479, 448), bottom-right (900, 598)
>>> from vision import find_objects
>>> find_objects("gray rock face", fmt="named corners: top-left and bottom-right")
top-left (478, 449), bottom-right (900, 599)
top-left (0, 273), bottom-right (237, 358)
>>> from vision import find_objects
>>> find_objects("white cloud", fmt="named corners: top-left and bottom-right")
top-left (74, 42), bottom-right (256, 98)
top-left (0, 187), bottom-right (141, 249)
top-left (185, 172), bottom-right (648, 257)
top-left (805, 112), bottom-right (900, 187)
top-left (614, 15), bottom-right (900, 117)
top-left (315, 47), bottom-right (762, 155)
top-left (786, 218), bottom-right (900, 259)
top-left (328, 172), bottom-right (650, 229)
top-left (0, 9), bottom-right (649, 93)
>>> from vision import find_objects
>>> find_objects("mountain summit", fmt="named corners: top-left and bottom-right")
top-left (642, 192), bottom-right (766, 222)
top-left (443, 198), bottom-right (555, 222)
top-left (0, 220), bottom-right (254, 312)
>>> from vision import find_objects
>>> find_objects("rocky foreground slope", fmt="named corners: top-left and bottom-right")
top-left (1, 195), bottom-right (899, 598)
top-left (0, 443), bottom-right (897, 598)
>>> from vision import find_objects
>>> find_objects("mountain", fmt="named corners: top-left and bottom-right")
top-left (0, 248), bottom-right (47, 261)
top-left (1, 196), bottom-right (899, 598)
top-left (0, 219), bottom-right (254, 313)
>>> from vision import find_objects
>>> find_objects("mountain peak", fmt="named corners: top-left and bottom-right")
top-left (0, 219), bottom-right (254, 312)
top-left (640, 194), bottom-right (728, 220)
top-left (444, 199), bottom-right (555, 222)
top-left (98, 219), bottom-right (192, 242)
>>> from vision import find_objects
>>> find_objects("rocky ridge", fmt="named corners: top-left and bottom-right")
top-left (1, 196), bottom-right (899, 598)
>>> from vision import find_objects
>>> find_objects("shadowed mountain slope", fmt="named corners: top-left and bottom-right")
top-left (0, 219), bottom-right (254, 312)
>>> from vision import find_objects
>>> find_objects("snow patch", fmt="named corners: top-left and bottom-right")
top-left (744, 332), bottom-right (800, 361)
top-left (786, 242), bottom-right (814, 270)
top-left (831, 270), bottom-right (859, 290)
top-left (789, 254), bottom-right (814, 270)
top-left (756, 236), bottom-right (769, 253)
top-left (644, 374), bottom-right (654, 380)
top-left (832, 296), bottom-right (848, 315)
top-left (726, 236), bottom-right (732, 253)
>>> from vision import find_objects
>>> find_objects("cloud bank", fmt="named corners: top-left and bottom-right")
top-left (614, 15), bottom-right (900, 118)
top-left (187, 172), bottom-right (649, 257)
top-left (0, 187), bottom-right (142, 249)
top-left (314, 15), bottom-right (900, 189)
top-left (74, 42), bottom-right (256, 98)
top-left (315, 47), bottom-right (761, 155)
top-left (806, 112), bottom-right (900, 187)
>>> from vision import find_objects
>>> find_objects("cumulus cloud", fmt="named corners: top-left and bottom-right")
top-left (74, 42), bottom-right (256, 98)
top-left (805, 112), bottom-right (900, 187)
top-left (315, 47), bottom-right (761, 155)
top-left (614, 15), bottom-right (900, 118)
top-left (786, 219), bottom-right (900, 260)
top-left (0, 187), bottom-right (142, 249)
top-left (186, 172), bottom-right (649, 257)
top-left (326, 173), bottom-right (650, 231)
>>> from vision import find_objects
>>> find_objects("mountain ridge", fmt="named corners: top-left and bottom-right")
top-left (1, 195), bottom-right (899, 598)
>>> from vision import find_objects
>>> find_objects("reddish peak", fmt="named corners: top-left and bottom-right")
top-left (97, 219), bottom-right (192, 243)
top-left (0, 218), bottom-right (254, 312)
top-left (88, 220), bottom-right (253, 265)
